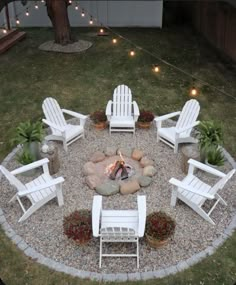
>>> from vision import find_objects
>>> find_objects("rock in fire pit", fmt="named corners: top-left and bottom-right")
top-left (84, 147), bottom-right (156, 195)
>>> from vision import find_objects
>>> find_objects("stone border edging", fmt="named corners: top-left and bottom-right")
top-left (0, 144), bottom-right (235, 282)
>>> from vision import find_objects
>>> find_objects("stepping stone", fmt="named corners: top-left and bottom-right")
top-left (120, 180), bottom-right (140, 195)
top-left (96, 181), bottom-right (120, 196)
top-left (90, 151), bottom-right (105, 163)
top-left (143, 166), bottom-right (157, 177)
top-left (86, 175), bottom-right (101, 190)
top-left (132, 149), bottom-right (144, 161)
top-left (140, 157), bottom-right (154, 167)
top-left (83, 161), bottom-right (96, 176)
top-left (138, 176), bottom-right (152, 187)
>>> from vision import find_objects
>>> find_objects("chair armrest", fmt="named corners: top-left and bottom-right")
top-left (154, 111), bottom-right (181, 123)
top-left (188, 159), bottom-right (226, 178)
top-left (176, 121), bottom-right (200, 134)
top-left (138, 195), bottom-right (146, 237)
top-left (105, 100), bottom-right (113, 121)
top-left (169, 178), bottom-right (214, 199)
top-left (62, 109), bottom-right (88, 120)
top-left (18, 177), bottom-right (64, 196)
top-left (42, 119), bottom-right (65, 133)
top-left (132, 101), bottom-right (140, 122)
top-left (92, 195), bottom-right (102, 237)
top-left (11, 158), bottom-right (49, 175)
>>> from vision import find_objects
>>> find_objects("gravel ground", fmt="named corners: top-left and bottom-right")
top-left (1, 119), bottom-right (235, 274)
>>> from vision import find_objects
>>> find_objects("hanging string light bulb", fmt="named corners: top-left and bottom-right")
top-left (16, 18), bottom-right (20, 25)
top-left (89, 17), bottom-right (93, 25)
top-left (41, 0), bottom-right (45, 3)
top-left (81, 9), bottom-right (85, 17)
top-left (25, 9), bottom-right (29, 16)
top-left (112, 38), bottom-right (117, 44)
top-left (99, 28), bottom-right (104, 34)
top-left (130, 50), bottom-right (135, 57)
top-left (190, 86), bottom-right (198, 97)
top-left (69, 0), bottom-right (72, 4)
top-left (75, 4), bottom-right (79, 10)
top-left (3, 28), bottom-right (7, 34)
top-left (35, 2), bottom-right (39, 9)
top-left (153, 64), bottom-right (160, 73)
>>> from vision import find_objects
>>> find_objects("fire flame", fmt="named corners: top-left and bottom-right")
top-left (105, 152), bottom-right (125, 175)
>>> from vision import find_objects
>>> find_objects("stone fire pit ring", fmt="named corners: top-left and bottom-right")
top-left (83, 147), bottom-right (157, 195)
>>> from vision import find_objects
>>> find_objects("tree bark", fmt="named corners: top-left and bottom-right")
top-left (46, 0), bottom-right (73, 45)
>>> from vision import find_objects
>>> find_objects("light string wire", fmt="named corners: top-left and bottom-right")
top-left (0, 0), bottom-right (235, 101)
top-left (76, 2), bottom-right (236, 101)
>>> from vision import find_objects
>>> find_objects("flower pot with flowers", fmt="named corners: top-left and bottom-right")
top-left (145, 211), bottom-right (176, 248)
top-left (137, 110), bottom-right (154, 128)
top-left (90, 110), bottom-right (107, 130)
top-left (63, 210), bottom-right (92, 245)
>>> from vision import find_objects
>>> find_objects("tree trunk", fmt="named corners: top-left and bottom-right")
top-left (46, 0), bottom-right (73, 45)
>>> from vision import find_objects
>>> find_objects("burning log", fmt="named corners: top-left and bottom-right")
top-left (109, 160), bottom-right (128, 180)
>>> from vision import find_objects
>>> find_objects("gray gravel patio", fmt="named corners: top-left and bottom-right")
top-left (0, 119), bottom-right (235, 274)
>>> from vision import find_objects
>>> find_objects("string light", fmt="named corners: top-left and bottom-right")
top-left (112, 38), bottom-right (117, 44)
top-left (41, 0), bottom-right (44, 2)
top-left (190, 86), bottom-right (198, 97)
top-left (89, 17), bottom-right (93, 25)
top-left (153, 65), bottom-right (160, 73)
top-left (99, 28), bottom-right (104, 34)
top-left (81, 9), bottom-right (85, 17)
top-left (16, 18), bottom-right (20, 25)
top-left (69, 0), bottom-right (72, 4)
top-left (75, 5), bottom-right (79, 10)
top-left (25, 9), bottom-right (29, 16)
top-left (130, 50), bottom-right (135, 57)
top-left (35, 2), bottom-right (39, 9)
top-left (3, 29), bottom-right (7, 34)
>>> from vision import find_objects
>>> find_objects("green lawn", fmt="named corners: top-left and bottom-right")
top-left (0, 27), bottom-right (235, 284)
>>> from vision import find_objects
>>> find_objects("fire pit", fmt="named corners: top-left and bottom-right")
top-left (83, 147), bottom-right (157, 196)
top-left (105, 152), bottom-right (135, 180)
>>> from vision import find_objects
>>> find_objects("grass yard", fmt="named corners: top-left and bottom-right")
top-left (0, 27), bottom-right (235, 284)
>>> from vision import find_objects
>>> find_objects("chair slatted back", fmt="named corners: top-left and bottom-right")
top-left (176, 99), bottom-right (200, 136)
top-left (210, 169), bottom-right (235, 196)
top-left (0, 166), bottom-right (26, 193)
top-left (113, 85), bottom-right (132, 117)
top-left (42, 98), bottom-right (67, 128)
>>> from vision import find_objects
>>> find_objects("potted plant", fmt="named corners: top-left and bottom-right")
top-left (63, 210), bottom-right (92, 245)
top-left (137, 110), bottom-right (154, 128)
top-left (16, 148), bottom-right (37, 176)
top-left (12, 120), bottom-right (44, 160)
top-left (90, 110), bottom-right (107, 130)
top-left (197, 120), bottom-right (224, 167)
top-left (145, 211), bottom-right (176, 248)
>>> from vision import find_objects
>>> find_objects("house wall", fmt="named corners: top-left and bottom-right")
top-left (0, 1), bottom-right (163, 28)
top-left (184, 1), bottom-right (236, 61)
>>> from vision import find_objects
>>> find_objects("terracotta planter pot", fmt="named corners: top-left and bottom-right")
top-left (145, 233), bottom-right (168, 248)
top-left (93, 121), bottom-right (107, 130)
top-left (137, 121), bottom-right (152, 129)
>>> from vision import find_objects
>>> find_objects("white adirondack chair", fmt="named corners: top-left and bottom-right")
top-left (169, 159), bottom-right (235, 225)
top-left (92, 195), bottom-right (146, 268)
top-left (42, 97), bottom-right (88, 151)
top-left (154, 99), bottom-right (200, 153)
top-left (106, 85), bottom-right (140, 134)
top-left (0, 158), bottom-right (64, 222)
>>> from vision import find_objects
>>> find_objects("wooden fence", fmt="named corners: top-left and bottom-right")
top-left (184, 1), bottom-right (236, 62)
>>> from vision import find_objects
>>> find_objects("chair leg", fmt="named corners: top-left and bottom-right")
top-left (63, 140), bottom-right (68, 152)
top-left (170, 188), bottom-right (178, 207)
top-left (136, 239), bottom-right (139, 269)
top-left (99, 238), bottom-right (103, 268)
top-left (174, 143), bottom-right (178, 154)
top-left (56, 186), bottom-right (64, 206)
top-left (192, 205), bottom-right (215, 225)
top-left (157, 132), bottom-right (160, 142)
